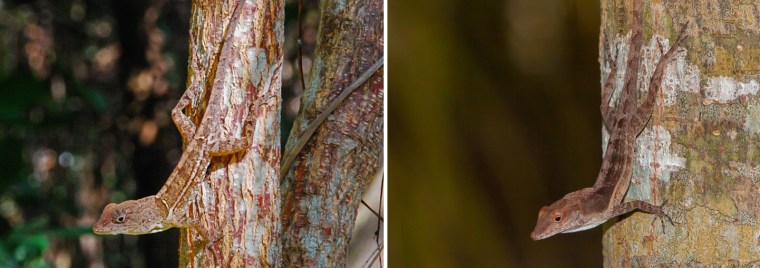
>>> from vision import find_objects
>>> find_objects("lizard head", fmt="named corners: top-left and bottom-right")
top-left (93, 196), bottom-right (169, 235)
top-left (530, 198), bottom-right (586, 240)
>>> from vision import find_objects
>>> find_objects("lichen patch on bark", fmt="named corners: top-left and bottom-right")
top-left (743, 104), bottom-right (760, 137)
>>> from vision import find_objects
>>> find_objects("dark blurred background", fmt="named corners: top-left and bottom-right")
top-left (2, 0), bottom-right (613, 266)
top-left (389, 0), bottom-right (608, 267)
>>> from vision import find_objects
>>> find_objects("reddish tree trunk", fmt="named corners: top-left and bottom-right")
top-left (178, 0), bottom-right (283, 266)
top-left (280, 0), bottom-right (384, 266)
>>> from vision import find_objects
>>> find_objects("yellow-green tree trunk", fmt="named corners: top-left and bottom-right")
top-left (601, 0), bottom-right (760, 266)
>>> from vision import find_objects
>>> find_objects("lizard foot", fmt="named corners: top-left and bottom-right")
top-left (649, 200), bottom-right (673, 234)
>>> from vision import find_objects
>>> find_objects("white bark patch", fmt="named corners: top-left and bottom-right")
top-left (722, 225), bottom-right (740, 260)
top-left (744, 104), bottom-right (760, 138)
top-left (628, 125), bottom-right (686, 200)
top-left (601, 125), bottom-right (610, 155)
top-left (600, 32), bottom-right (630, 109)
top-left (662, 47), bottom-right (701, 104)
top-left (704, 77), bottom-right (760, 103)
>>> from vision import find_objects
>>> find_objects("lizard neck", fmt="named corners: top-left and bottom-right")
top-left (156, 138), bottom-right (211, 218)
top-left (592, 118), bottom-right (637, 211)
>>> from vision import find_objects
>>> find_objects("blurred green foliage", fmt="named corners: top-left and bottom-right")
top-left (0, 69), bottom-right (108, 266)
top-left (0, 217), bottom-right (91, 267)
top-left (0, 218), bottom-right (51, 268)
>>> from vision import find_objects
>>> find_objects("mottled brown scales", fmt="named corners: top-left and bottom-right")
top-left (530, 0), bottom-right (688, 240)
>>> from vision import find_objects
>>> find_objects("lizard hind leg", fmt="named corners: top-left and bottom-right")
top-left (601, 38), bottom-right (619, 130)
top-left (172, 89), bottom-right (199, 142)
top-left (630, 24), bottom-right (689, 132)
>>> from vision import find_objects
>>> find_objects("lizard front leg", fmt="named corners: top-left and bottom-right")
top-left (605, 200), bottom-right (672, 227)
top-left (172, 194), bottom-right (221, 253)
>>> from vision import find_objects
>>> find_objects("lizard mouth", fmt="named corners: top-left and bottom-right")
top-left (149, 224), bottom-right (166, 233)
top-left (530, 231), bottom-right (545, 240)
top-left (92, 226), bottom-right (111, 235)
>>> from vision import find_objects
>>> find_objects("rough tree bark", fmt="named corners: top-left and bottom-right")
top-left (175, 0), bottom-right (381, 266)
top-left (280, 0), bottom-right (384, 266)
top-left (600, 0), bottom-right (760, 266)
top-left (178, 0), bottom-right (283, 266)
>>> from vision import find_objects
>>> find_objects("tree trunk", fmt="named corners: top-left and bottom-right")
top-left (280, 0), bottom-right (384, 266)
top-left (600, 0), bottom-right (760, 266)
top-left (178, 0), bottom-right (283, 266)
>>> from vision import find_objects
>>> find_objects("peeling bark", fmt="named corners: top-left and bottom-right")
top-left (601, 0), bottom-right (760, 266)
top-left (280, 0), bottom-right (384, 266)
top-left (178, 0), bottom-right (283, 266)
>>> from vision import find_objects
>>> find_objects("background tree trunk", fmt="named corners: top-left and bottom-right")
top-left (178, 0), bottom-right (283, 266)
top-left (280, 0), bottom-right (384, 266)
top-left (601, 0), bottom-right (760, 266)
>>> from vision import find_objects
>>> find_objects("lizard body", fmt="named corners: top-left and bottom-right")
top-left (93, 1), bottom-right (249, 236)
top-left (530, 0), bottom-right (688, 240)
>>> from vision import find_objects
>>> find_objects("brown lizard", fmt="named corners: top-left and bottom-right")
top-left (530, 0), bottom-right (688, 240)
top-left (92, 1), bottom-right (249, 236)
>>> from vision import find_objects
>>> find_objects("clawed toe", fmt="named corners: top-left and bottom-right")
top-left (651, 203), bottom-right (673, 234)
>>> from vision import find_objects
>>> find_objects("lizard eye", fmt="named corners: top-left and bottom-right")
top-left (553, 213), bottom-right (562, 222)
top-left (111, 209), bottom-right (127, 224)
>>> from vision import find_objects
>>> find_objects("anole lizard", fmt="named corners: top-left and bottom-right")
top-left (530, 0), bottom-right (688, 240)
top-left (93, 1), bottom-right (249, 236)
